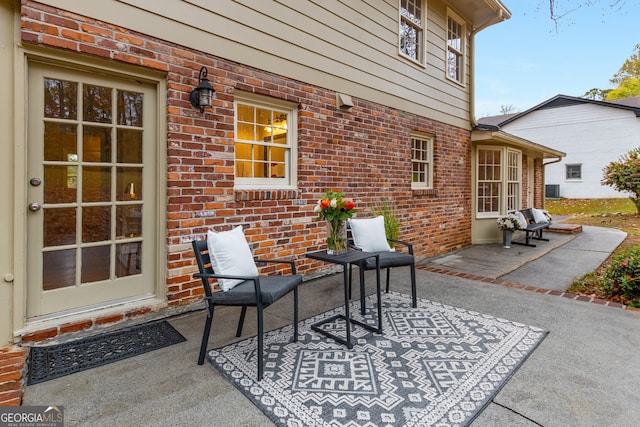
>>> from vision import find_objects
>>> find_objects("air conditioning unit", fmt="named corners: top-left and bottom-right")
top-left (545, 184), bottom-right (560, 199)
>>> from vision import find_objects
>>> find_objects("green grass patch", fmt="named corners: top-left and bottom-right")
top-left (545, 198), bottom-right (636, 216)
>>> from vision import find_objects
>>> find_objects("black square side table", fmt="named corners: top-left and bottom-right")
top-left (305, 250), bottom-right (382, 348)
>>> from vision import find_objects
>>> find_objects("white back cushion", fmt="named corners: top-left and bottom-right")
top-left (349, 216), bottom-right (391, 252)
top-left (207, 226), bottom-right (258, 291)
top-left (532, 208), bottom-right (548, 224)
top-left (514, 211), bottom-right (528, 229)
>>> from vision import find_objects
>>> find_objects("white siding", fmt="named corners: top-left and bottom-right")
top-left (38, 0), bottom-right (474, 129)
top-left (502, 104), bottom-right (640, 198)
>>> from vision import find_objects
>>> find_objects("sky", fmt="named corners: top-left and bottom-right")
top-left (474, 0), bottom-right (640, 118)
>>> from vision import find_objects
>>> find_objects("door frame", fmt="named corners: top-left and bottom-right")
top-left (13, 45), bottom-right (168, 336)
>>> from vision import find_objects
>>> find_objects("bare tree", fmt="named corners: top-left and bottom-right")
top-left (545, 0), bottom-right (632, 30)
top-left (500, 105), bottom-right (516, 114)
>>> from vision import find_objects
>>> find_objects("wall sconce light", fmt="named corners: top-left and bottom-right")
top-left (189, 66), bottom-right (215, 113)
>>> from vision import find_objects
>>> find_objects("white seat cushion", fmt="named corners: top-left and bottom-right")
top-left (207, 226), bottom-right (259, 291)
top-left (349, 216), bottom-right (391, 252)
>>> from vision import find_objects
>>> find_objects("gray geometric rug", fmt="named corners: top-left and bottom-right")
top-left (208, 292), bottom-right (547, 427)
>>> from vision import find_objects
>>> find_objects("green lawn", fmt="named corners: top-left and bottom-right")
top-left (545, 198), bottom-right (636, 216)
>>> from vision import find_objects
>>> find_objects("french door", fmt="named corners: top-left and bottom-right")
top-left (26, 61), bottom-right (158, 319)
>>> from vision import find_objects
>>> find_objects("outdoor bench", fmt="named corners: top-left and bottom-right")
top-left (511, 208), bottom-right (550, 247)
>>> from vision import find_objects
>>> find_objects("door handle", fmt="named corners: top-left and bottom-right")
top-left (28, 202), bottom-right (41, 212)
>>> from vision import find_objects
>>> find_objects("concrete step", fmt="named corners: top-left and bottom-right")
top-left (549, 223), bottom-right (583, 234)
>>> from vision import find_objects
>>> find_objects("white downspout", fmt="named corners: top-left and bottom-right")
top-left (469, 10), bottom-right (506, 127)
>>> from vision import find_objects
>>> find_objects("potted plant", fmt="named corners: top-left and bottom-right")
top-left (371, 198), bottom-right (401, 249)
top-left (496, 213), bottom-right (522, 248)
top-left (314, 190), bottom-right (357, 254)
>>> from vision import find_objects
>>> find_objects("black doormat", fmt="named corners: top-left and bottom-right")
top-left (27, 320), bottom-right (186, 385)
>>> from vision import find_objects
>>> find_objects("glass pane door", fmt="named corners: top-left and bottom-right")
top-left (27, 62), bottom-right (156, 318)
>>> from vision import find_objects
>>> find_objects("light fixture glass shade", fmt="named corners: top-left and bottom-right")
top-left (190, 66), bottom-right (215, 112)
top-left (199, 87), bottom-right (213, 109)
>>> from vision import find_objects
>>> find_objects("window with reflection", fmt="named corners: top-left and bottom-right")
top-left (566, 164), bottom-right (582, 180)
top-left (399, 0), bottom-right (424, 64)
top-left (477, 148), bottom-right (502, 216)
top-left (412, 133), bottom-right (434, 189)
top-left (234, 94), bottom-right (296, 187)
top-left (447, 11), bottom-right (465, 84)
top-left (476, 147), bottom-right (522, 217)
top-left (42, 77), bottom-right (145, 287)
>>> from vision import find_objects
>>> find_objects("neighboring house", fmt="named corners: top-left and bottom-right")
top-left (0, 0), bottom-right (564, 404)
top-left (480, 95), bottom-right (640, 199)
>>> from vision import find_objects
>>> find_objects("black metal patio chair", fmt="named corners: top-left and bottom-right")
top-left (347, 219), bottom-right (417, 314)
top-left (191, 238), bottom-right (301, 381)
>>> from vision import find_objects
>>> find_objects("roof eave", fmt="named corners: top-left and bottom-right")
top-left (448, 0), bottom-right (512, 29)
top-left (471, 130), bottom-right (566, 159)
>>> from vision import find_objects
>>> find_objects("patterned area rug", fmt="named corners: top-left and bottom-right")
top-left (28, 320), bottom-right (186, 385)
top-left (208, 292), bottom-right (547, 427)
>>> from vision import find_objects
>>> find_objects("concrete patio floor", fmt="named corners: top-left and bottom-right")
top-left (23, 226), bottom-right (640, 426)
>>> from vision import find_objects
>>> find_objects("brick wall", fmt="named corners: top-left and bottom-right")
top-left (0, 346), bottom-right (27, 406)
top-left (534, 158), bottom-right (544, 208)
top-left (18, 2), bottom-right (471, 328)
top-left (4, 1), bottom-right (474, 405)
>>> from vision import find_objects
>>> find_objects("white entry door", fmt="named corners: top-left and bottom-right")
top-left (26, 61), bottom-right (158, 319)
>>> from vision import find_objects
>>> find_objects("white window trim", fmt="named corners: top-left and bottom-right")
top-left (411, 132), bottom-right (434, 190)
top-left (398, 0), bottom-right (426, 66)
top-left (234, 92), bottom-right (298, 189)
top-left (475, 146), bottom-right (522, 218)
top-left (506, 148), bottom-right (522, 212)
top-left (446, 8), bottom-right (465, 86)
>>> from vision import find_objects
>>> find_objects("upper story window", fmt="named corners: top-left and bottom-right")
top-left (411, 132), bottom-right (433, 189)
top-left (446, 10), bottom-right (465, 84)
top-left (234, 93), bottom-right (297, 188)
top-left (566, 164), bottom-right (582, 180)
top-left (399, 0), bottom-right (424, 64)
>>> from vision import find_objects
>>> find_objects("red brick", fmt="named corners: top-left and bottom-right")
top-left (80, 23), bottom-right (112, 37)
top-left (0, 380), bottom-right (22, 393)
top-left (22, 328), bottom-right (58, 342)
top-left (79, 44), bottom-right (111, 58)
top-left (0, 372), bottom-right (21, 384)
top-left (116, 32), bottom-right (144, 46)
top-left (0, 358), bottom-right (25, 371)
top-left (60, 320), bottom-right (93, 335)
top-left (0, 389), bottom-right (23, 406)
top-left (61, 28), bottom-right (94, 43)
top-left (41, 34), bottom-right (76, 50)
top-left (126, 307), bottom-right (152, 318)
top-left (95, 314), bottom-right (125, 325)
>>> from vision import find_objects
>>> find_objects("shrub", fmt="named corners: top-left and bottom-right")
top-left (602, 247), bottom-right (640, 300)
top-left (370, 198), bottom-right (401, 247)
